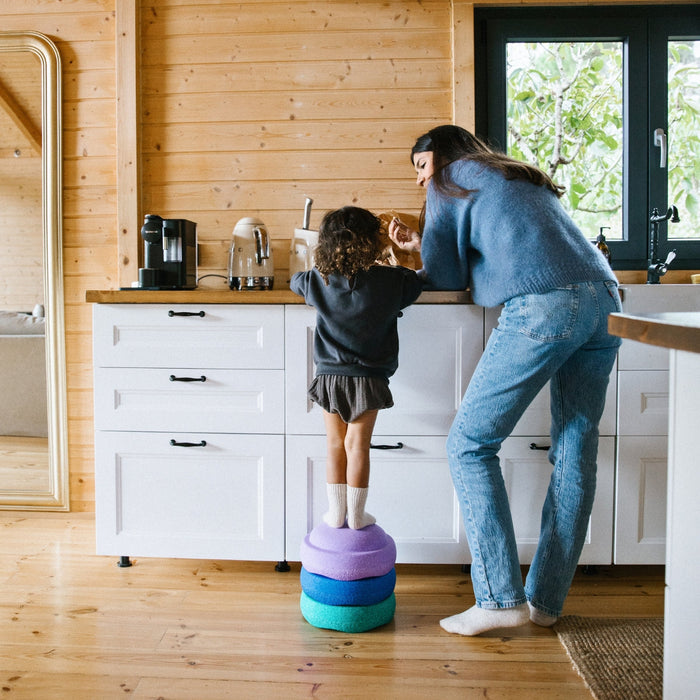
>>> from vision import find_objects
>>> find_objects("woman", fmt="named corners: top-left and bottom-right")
top-left (389, 125), bottom-right (621, 636)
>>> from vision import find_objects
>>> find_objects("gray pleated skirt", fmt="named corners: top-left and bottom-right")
top-left (309, 374), bottom-right (393, 423)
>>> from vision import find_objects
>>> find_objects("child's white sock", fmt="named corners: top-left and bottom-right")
top-left (528, 602), bottom-right (558, 627)
top-left (323, 483), bottom-right (347, 528)
top-left (440, 603), bottom-right (529, 636)
top-left (347, 486), bottom-right (376, 530)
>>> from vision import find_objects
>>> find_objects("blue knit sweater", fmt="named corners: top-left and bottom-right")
top-left (420, 159), bottom-right (616, 307)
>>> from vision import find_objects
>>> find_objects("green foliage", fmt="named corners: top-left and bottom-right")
top-left (506, 42), bottom-right (623, 239)
top-left (506, 40), bottom-right (700, 241)
top-left (667, 41), bottom-right (700, 240)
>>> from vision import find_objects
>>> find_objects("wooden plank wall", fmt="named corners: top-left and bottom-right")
top-left (139, 0), bottom-right (451, 288)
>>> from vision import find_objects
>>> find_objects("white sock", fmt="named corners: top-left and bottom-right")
top-left (528, 602), bottom-right (558, 627)
top-left (347, 486), bottom-right (376, 530)
top-left (323, 483), bottom-right (347, 528)
top-left (440, 603), bottom-right (529, 636)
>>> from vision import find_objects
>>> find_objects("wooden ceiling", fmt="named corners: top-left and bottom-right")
top-left (0, 51), bottom-right (42, 159)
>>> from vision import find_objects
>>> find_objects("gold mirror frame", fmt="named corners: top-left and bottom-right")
top-left (0, 31), bottom-right (68, 510)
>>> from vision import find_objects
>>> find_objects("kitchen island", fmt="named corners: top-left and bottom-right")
top-left (608, 311), bottom-right (700, 699)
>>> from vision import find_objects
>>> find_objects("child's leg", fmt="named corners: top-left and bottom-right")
top-left (323, 411), bottom-right (348, 527)
top-left (345, 410), bottom-right (378, 529)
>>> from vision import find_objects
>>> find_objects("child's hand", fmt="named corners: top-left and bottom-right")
top-left (388, 217), bottom-right (422, 253)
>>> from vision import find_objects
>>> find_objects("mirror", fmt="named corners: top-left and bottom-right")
top-left (0, 31), bottom-right (68, 510)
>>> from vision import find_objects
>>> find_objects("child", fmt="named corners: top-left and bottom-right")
top-left (290, 206), bottom-right (423, 529)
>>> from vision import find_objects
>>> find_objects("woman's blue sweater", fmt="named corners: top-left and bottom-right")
top-left (420, 159), bottom-right (616, 307)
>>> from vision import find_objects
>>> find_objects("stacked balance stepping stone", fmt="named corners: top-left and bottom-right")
top-left (299, 521), bottom-right (397, 633)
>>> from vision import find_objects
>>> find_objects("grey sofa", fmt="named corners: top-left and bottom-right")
top-left (0, 310), bottom-right (47, 438)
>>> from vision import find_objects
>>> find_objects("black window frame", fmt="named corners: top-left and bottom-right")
top-left (474, 4), bottom-right (700, 270)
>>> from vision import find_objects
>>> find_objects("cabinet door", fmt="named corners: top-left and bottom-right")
top-left (499, 436), bottom-right (615, 564)
top-left (94, 368), bottom-right (284, 433)
top-left (95, 432), bottom-right (285, 561)
top-left (614, 436), bottom-right (667, 564)
top-left (93, 304), bottom-right (285, 369)
top-left (485, 308), bottom-right (617, 436)
top-left (285, 435), bottom-right (470, 565)
top-left (617, 370), bottom-right (669, 436)
top-left (285, 304), bottom-right (484, 436)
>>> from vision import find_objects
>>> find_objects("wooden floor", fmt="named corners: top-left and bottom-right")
top-left (0, 436), bottom-right (49, 492)
top-left (0, 512), bottom-right (664, 699)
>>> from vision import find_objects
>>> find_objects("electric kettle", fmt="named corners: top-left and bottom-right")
top-left (228, 217), bottom-right (274, 290)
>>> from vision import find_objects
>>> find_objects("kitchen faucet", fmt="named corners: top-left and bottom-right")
top-left (647, 205), bottom-right (679, 284)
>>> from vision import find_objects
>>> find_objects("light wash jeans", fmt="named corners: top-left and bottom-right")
top-left (446, 280), bottom-right (622, 617)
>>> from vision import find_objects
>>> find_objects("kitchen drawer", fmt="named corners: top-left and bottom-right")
top-left (617, 370), bottom-right (669, 436)
top-left (93, 304), bottom-right (284, 369)
top-left (95, 431), bottom-right (285, 560)
top-left (94, 367), bottom-right (284, 433)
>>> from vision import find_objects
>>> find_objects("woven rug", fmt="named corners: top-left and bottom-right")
top-left (555, 616), bottom-right (663, 700)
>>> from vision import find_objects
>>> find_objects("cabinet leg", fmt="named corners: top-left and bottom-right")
top-left (275, 560), bottom-right (290, 572)
top-left (461, 564), bottom-right (471, 575)
top-left (582, 565), bottom-right (598, 575)
top-left (117, 556), bottom-right (132, 568)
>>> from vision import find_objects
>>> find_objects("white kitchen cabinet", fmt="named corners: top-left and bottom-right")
top-left (615, 367), bottom-right (669, 564)
top-left (499, 436), bottom-right (615, 564)
top-left (285, 304), bottom-right (484, 436)
top-left (285, 435), bottom-right (469, 564)
top-left (284, 304), bottom-right (482, 564)
top-left (95, 431), bottom-right (285, 560)
top-left (92, 304), bottom-right (286, 562)
top-left (611, 284), bottom-right (699, 565)
top-left (614, 435), bottom-right (668, 564)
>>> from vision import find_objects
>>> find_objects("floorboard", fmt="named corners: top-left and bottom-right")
top-left (0, 512), bottom-right (664, 698)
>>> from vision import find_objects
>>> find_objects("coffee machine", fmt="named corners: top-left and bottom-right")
top-left (138, 214), bottom-right (197, 289)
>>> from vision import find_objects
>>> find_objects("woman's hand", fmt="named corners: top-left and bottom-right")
top-left (388, 217), bottom-right (422, 253)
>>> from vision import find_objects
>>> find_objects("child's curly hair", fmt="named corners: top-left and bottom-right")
top-left (314, 206), bottom-right (385, 284)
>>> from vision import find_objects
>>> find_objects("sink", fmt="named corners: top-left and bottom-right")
top-left (620, 284), bottom-right (700, 314)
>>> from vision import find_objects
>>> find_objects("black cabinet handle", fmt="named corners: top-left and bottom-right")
top-left (168, 310), bottom-right (205, 317)
top-left (529, 442), bottom-right (550, 451)
top-left (169, 375), bottom-right (206, 382)
top-left (370, 442), bottom-right (404, 450)
top-left (170, 439), bottom-right (207, 448)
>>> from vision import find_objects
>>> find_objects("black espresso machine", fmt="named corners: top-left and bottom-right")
top-left (138, 214), bottom-right (197, 289)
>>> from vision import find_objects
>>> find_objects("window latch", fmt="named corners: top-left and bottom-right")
top-left (654, 128), bottom-right (667, 168)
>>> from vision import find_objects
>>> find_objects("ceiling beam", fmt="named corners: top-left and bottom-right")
top-left (0, 76), bottom-right (41, 154)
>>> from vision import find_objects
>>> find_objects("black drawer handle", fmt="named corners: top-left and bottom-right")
top-left (170, 439), bottom-right (207, 448)
top-left (168, 310), bottom-right (205, 317)
top-left (370, 442), bottom-right (404, 450)
top-left (170, 375), bottom-right (206, 382)
top-left (529, 442), bottom-right (550, 451)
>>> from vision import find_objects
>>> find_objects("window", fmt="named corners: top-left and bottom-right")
top-left (475, 5), bottom-right (700, 270)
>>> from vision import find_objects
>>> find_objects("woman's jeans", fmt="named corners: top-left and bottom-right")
top-left (446, 281), bottom-right (622, 617)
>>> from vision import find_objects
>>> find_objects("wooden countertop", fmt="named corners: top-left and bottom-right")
top-left (85, 288), bottom-right (473, 305)
top-left (608, 311), bottom-right (700, 354)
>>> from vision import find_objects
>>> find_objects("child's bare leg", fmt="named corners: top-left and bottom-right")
top-left (345, 410), bottom-right (378, 529)
top-left (323, 411), bottom-right (348, 527)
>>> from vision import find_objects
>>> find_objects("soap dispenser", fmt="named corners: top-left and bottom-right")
top-left (595, 226), bottom-right (612, 264)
